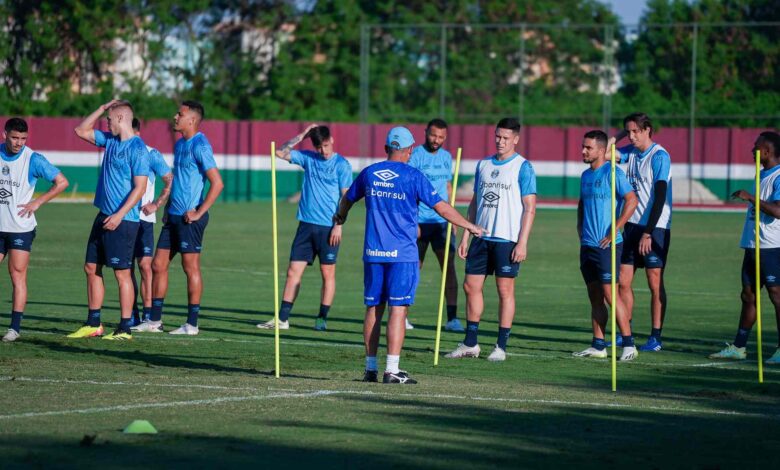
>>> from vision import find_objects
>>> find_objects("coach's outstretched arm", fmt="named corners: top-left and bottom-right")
top-left (732, 190), bottom-right (780, 219)
top-left (276, 124), bottom-right (318, 161)
top-left (333, 194), bottom-right (354, 226)
top-left (74, 99), bottom-right (122, 144)
top-left (433, 200), bottom-right (486, 239)
top-left (185, 168), bottom-right (223, 224)
top-left (456, 194), bottom-right (479, 259)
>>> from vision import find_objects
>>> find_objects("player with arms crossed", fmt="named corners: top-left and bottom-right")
top-left (573, 130), bottom-right (639, 361)
top-left (407, 118), bottom-right (464, 332)
top-left (334, 127), bottom-right (485, 384)
top-left (257, 124), bottom-right (352, 331)
top-left (69, 100), bottom-right (149, 340)
top-left (711, 131), bottom-right (780, 364)
top-left (446, 117), bottom-right (536, 362)
top-left (609, 112), bottom-right (672, 352)
top-left (0, 118), bottom-right (68, 342)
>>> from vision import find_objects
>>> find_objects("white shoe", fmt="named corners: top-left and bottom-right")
top-left (487, 345), bottom-right (506, 362)
top-left (2, 328), bottom-right (19, 342)
top-left (256, 319), bottom-right (289, 330)
top-left (405, 318), bottom-right (414, 330)
top-left (131, 320), bottom-right (163, 332)
top-left (169, 323), bottom-right (199, 335)
top-left (620, 346), bottom-right (639, 361)
top-left (445, 318), bottom-right (465, 332)
top-left (445, 342), bottom-right (480, 358)
top-left (573, 347), bottom-right (608, 358)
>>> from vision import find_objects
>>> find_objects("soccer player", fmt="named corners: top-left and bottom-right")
top-left (573, 130), bottom-right (639, 361)
top-left (710, 131), bottom-right (780, 364)
top-left (0, 118), bottom-right (68, 342)
top-left (445, 117), bottom-right (536, 362)
top-left (142, 101), bottom-right (224, 335)
top-left (256, 124), bottom-right (352, 331)
top-left (407, 118), bottom-right (464, 332)
top-left (334, 126), bottom-right (485, 384)
top-left (609, 112), bottom-right (672, 352)
top-left (127, 118), bottom-right (172, 328)
top-left (69, 100), bottom-right (149, 340)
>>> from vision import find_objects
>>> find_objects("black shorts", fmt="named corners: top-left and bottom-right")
top-left (417, 222), bottom-right (455, 262)
top-left (134, 221), bottom-right (155, 258)
top-left (741, 248), bottom-right (780, 288)
top-left (621, 222), bottom-right (670, 269)
top-left (85, 213), bottom-right (138, 269)
top-left (290, 221), bottom-right (339, 265)
top-left (580, 244), bottom-right (623, 285)
top-left (465, 238), bottom-right (520, 278)
top-left (0, 230), bottom-right (36, 254)
top-left (157, 212), bottom-right (209, 255)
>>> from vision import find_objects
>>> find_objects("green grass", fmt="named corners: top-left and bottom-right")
top-left (1, 202), bottom-right (779, 469)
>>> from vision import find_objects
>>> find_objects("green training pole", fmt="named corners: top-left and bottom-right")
top-left (611, 144), bottom-right (617, 392)
top-left (755, 149), bottom-right (764, 383)
top-left (434, 147), bottom-right (463, 366)
top-left (272, 141), bottom-right (280, 378)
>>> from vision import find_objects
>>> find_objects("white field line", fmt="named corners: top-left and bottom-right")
top-left (22, 330), bottom-right (779, 373)
top-left (0, 380), bottom-right (775, 421)
top-left (0, 376), bottom-right (258, 391)
top-left (0, 390), bottom-right (337, 420)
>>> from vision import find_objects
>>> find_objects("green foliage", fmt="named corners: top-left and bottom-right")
top-left (0, 0), bottom-right (776, 127)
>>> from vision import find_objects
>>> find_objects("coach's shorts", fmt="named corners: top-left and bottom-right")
top-left (363, 262), bottom-right (419, 307)
top-left (290, 221), bottom-right (339, 265)
top-left (465, 238), bottom-right (520, 278)
top-left (621, 222), bottom-right (670, 269)
top-left (741, 248), bottom-right (780, 288)
top-left (580, 244), bottom-right (623, 285)
top-left (0, 230), bottom-right (36, 254)
top-left (134, 221), bottom-right (155, 259)
top-left (85, 213), bottom-right (138, 269)
top-left (157, 212), bottom-right (209, 255)
top-left (417, 222), bottom-right (455, 261)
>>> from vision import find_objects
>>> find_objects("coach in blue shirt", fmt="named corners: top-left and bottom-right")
top-left (334, 126), bottom-right (485, 385)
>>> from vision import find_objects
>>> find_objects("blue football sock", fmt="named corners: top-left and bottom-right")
top-left (497, 327), bottom-right (511, 350)
top-left (10, 311), bottom-right (23, 333)
top-left (592, 337), bottom-right (607, 351)
top-left (317, 304), bottom-right (330, 319)
top-left (734, 328), bottom-right (751, 348)
top-left (142, 307), bottom-right (152, 322)
top-left (651, 327), bottom-right (662, 339)
top-left (622, 335), bottom-right (635, 347)
top-left (118, 318), bottom-right (132, 332)
top-left (86, 309), bottom-right (101, 327)
top-left (131, 307), bottom-right (141, 324)
top-left (279, 301), bottom-right (293, 322)
top-left (150, 298), bottom-right (164, 322)
top-left (446, 305), bottom-right (457, 322)
top-left (187, 304), bottom-right (200, 327)
top-left (464, 321), bottom-right (479, 347)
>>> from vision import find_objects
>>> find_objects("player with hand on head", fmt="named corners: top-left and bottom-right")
top-left (257, 124), bottom-right (352, 331)
top-left (573, 130), bottom-right (639, 361)
top-left (334, 126), bottom-right (486, 384)
top-left (0, 118), bottom-right (68, 342)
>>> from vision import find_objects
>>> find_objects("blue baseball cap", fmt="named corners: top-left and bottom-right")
top-left (385, 126), bottom-right (415, 150)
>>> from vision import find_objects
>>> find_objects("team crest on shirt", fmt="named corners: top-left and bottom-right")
top-left (490, 169), bottom-right (500, 179)
top-left (1, 166), bottom-right (9, 176)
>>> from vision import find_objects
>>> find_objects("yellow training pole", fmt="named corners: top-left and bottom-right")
top-left (271, 141), bottom-right (280, 378)
top-left (434, 148), bottom-right (463, 366)
top-left (755, 149), bottom-right (763, 383)
top-left (611, 144), bottom-right (617, 392)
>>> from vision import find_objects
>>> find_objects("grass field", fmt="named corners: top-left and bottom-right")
top-left (1, 202), bottom-right (779, 469)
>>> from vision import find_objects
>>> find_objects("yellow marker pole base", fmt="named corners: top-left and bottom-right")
top-left (611, 144), bottom-right (617, 392)
top-left (434, 148), bottom-right (463, 366)
top-left (755, 149), bottom-right (763, 383)
top-left (272, 141), bottom-right (281, 378)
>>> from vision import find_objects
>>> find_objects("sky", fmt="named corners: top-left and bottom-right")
top-left (603, 0), bottom-right (649, 25)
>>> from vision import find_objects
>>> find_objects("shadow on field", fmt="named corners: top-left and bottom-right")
top-left (3, 394), bottom-right (779, 468)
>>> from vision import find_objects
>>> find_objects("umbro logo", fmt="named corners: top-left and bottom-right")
top-left (500, 266), bottom-right (512, 273)
top-left (110, 257), bottom-right (120, 264)
top-left (144, 247), bottom-right (152, 254)
top-left (0, 188), bottom-right (11, 199)
top-left (768, 276), bottom-right (777, 283)
top-left (482, 191), bottom-right (500, 203)
top-left (373, 169), bottom-right (399, 182)
top-left (13, 239), bottom-right (23, 246)
top-left (181, 241), bottom-right (189, 248)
